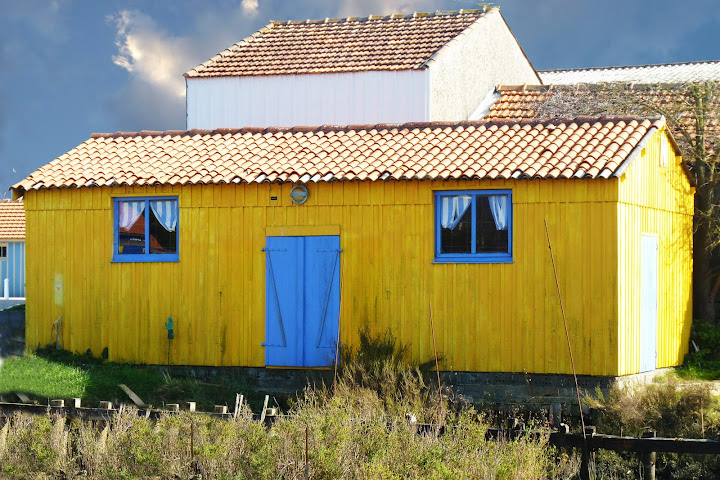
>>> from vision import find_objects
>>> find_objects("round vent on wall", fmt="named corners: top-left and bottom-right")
top-left (290, 185), bottom-right (309, 205)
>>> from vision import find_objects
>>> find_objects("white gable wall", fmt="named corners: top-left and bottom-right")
top-left (427, 9), bottom-right (539, 121)
top-left (186, 70), bottom-right (429, 129)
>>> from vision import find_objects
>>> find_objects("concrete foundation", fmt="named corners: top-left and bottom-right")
top-left (158, 365), bottom-right (672, 409)
top-left (442, 369), bottom-right (674, 407)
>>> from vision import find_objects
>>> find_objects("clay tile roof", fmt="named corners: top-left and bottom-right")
top-left (485, 84), bottom-right (715, 163)
top-left (186, 9), bottom-right (487, 77)
top-left (484, 85), bottom-right (555, 122)
top-left (0, 199), bottom-right (25, 240)
top-left (13, 117), bottom-right (664, 194)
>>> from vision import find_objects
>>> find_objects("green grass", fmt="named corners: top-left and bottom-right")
top-left (676, 364), bottom-right (720, 381)
top-left (0, 355), bottom-right (87, 399)
top-left (0, 349), bottom-right (257, 411)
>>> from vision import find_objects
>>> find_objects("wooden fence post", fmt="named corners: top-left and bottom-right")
top-left (580, 426), bottom-right (596, 480)
top-left (642, 429), bottom-right (656, 480)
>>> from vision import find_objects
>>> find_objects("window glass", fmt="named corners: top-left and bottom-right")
top-left (0, 245), bottom-right (7, 259)
top-left (435, 190), bottom-right (512, 263)
top-left (149, 200), bottom-right (178, 254)
top-left (476, 195), bottom-right (509, 253)
top-left (439, 195), bottom-right (472, 253)
top-left (114, 197), bottom-right (178, 262)
top-left (117, 200), bottom-right (146, 255)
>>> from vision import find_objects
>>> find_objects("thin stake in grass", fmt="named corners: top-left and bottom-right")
top-left (429, 303), bottom-right (443, 409)
top-left (333, 257), bottom-right (345, 396)
top-left (544, 219), bottom-right (586, 438)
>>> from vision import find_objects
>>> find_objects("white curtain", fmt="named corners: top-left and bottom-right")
top-left (150, 200), bottom-right (179, 232)
top-left (488, 195), bottom-right (508, 231)
top-left (440, 195), bottom-right (472, 230)
top-left (118, 201), bottom-right (145, 230)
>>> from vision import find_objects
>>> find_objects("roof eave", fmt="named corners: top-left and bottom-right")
top-left (612, 123), bottom-right (660, 179)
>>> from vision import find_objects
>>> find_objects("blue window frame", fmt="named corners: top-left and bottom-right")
top-left (434, 190), bottom-right (513, 263)
top-left (113, 196), bottom-right (179, 263)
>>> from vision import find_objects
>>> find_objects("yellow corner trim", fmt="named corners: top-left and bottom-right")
top-left (266, 225), bottom-right (340, 237)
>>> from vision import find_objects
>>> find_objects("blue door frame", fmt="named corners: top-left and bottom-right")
top-left (264, 235), bottom-right (341, 367)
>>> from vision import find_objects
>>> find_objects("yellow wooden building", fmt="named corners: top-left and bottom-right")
top-left (13, 116), bottom-right (693, 376)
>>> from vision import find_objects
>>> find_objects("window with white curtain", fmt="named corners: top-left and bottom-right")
top-left (434, 190), bottom-right (512, 263)
top-left (113, 197), bottom-right (179, 262)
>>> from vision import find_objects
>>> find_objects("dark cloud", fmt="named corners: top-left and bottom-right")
top-left (4, 0), bottom-right (720, 194)
top-left (104, 80), bottom-right (186, 133)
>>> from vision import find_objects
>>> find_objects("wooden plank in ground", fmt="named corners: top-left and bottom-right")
top-left (260, 395), bottom-right (269, 423)
top-left (14, 392), bottom-right (30, 403)
top-left (119, 384), bottom-right (147, 408)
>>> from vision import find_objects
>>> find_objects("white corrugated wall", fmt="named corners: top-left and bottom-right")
top-left (186, 70), bottom-right (429, 129)
top-left (1, 241), bottom-right (24, 298)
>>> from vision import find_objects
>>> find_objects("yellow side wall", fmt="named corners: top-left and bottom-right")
top-left (25, 178), bottom-right (621, 375)
top-left (617, 129), bottom-right (695, 375)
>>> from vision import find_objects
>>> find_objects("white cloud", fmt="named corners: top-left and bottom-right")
top-left (109, 10), bottom-right (191, 98)
top-left (337, 0), bottom-right (439, 17)
top-left (242, 0), bottom-right (260, 17)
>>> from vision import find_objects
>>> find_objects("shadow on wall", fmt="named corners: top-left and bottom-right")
top-left (0, 303), bottom-right (25, 357)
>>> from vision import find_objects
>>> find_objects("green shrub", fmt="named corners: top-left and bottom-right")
top-left (683, 320), bottom-right (720, 377)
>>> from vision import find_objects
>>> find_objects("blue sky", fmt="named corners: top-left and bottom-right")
top-left (2, 0), bottom-right (720, 194)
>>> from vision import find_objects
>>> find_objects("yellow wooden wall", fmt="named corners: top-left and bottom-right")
top-left (24, 175), bottom-right (629, 375)
top-left (617, 128), bottom-right (694, 375)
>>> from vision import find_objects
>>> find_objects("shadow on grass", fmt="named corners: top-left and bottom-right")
top-left (0, 346), bottom-right (258, 412)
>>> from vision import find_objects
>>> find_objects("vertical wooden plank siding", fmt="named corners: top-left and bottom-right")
top-left (25, 178), bottom-right (621, 375)
top-left (617, 129), bottom-right (694, 375)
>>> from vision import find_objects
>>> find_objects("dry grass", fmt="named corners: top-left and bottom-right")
top-left (0, 329), bottom-right (577, 479)
top-left (0, 395), bottom-right (573, 479)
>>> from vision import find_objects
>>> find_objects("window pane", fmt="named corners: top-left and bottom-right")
top-left (149, 200), bottom-right (178, 254)
top-left (117, 201), bottom-right (146, 255)
top-left (440, 195), bottom-right (472, 253)
top-left (476, 195), bottom-right (509, 253)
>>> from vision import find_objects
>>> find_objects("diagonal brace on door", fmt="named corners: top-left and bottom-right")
top-left (316, 248), bottom-right (342, 347)
top-left (262, 248), bottom-right (287, 347)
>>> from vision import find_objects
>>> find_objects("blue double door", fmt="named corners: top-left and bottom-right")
top-left (264, 235), bottom-right (341, 367)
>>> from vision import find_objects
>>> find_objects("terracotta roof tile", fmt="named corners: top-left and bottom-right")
top-left (13, 118), bottom-right (664, 194)
top-left (486, 84), bottom-right (716, 161)
top-left (186, 10), bottom-right (486, 77)
top-left (0, 199), bottom-right (25, 240)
